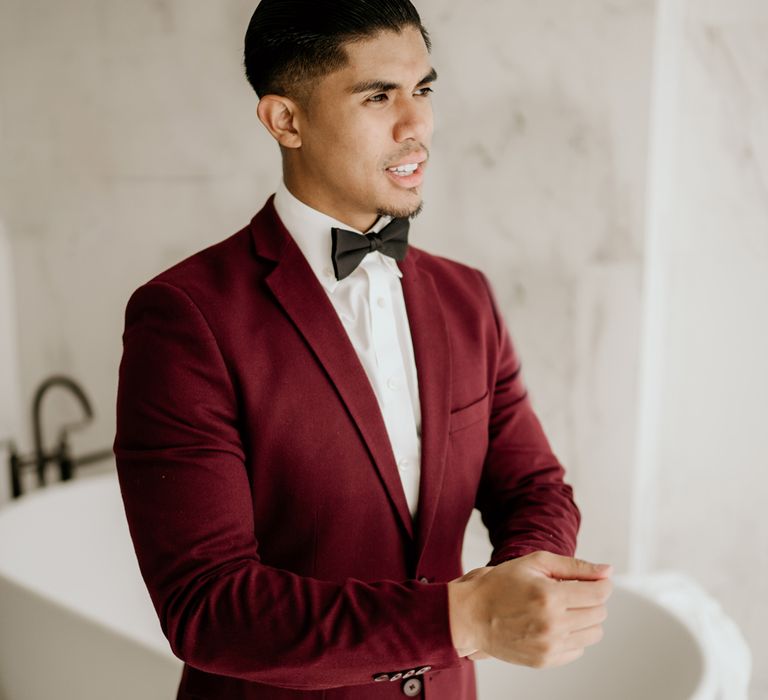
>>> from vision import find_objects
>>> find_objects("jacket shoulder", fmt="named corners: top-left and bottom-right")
top-left (149, 224), bottom-right (254, 289)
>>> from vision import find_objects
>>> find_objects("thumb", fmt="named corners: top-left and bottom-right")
top-left (529, 551), bottom-right (613, 581)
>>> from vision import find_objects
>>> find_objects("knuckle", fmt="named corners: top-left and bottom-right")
top-left (528, 647), bottom-right (555, 669)
top-left (534, 577), bottom-right (559, 603)
top-left (535, 617), bottom-right (555, 637)
top-left (530, 550), bottom-right (550, 564)
top-left (533, 635), bottom-right (557, 657)
top-left (528, 581), bottom-right (549, 606)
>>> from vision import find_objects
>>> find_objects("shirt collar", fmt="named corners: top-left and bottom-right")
top-left (272, 179), bottom-right (403, 294)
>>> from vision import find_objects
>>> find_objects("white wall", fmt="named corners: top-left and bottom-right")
top-left (633, 0), bottom-right (768, 696)
top-left (0, 221), bottom-right (22, 504)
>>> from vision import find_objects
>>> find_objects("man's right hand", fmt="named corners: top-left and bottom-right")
top-left (447, 551), bottom-right (613, 668)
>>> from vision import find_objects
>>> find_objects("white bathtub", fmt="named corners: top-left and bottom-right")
top-left (0, 469), bottom-right (182, 700)
top-left (0, 472), bottom-right (746, 699)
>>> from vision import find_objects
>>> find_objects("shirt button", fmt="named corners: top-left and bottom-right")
top-left (397, 458), bottom-right (409, 471)
top-left (402, 677), bottom-right (423, 697)
top-left (377, 297), bottom-right (386, 308)
top-left (323, 266), bottom-right (334, 278)
top-left (387, 377), bottom-right (398, 391)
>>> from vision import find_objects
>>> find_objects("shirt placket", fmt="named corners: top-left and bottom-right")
top-left (364, 257), bottom-right (421, 516)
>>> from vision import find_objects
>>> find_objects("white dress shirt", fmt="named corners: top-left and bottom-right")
top-left (273, 180), bottom-right (422, 519)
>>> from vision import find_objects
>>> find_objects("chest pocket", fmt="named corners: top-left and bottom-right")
top-left (448, 389), bottom-right (490, 434)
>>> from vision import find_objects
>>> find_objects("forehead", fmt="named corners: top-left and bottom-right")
top-left (328, 26), bottom-right (432, 90)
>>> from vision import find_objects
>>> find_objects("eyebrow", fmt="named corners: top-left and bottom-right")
top-left (348, 67), bottom-right (438, 95)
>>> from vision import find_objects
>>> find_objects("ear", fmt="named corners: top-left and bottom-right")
top-left (257, 95), bottom-right (302, 149)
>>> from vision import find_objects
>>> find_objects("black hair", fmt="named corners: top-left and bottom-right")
top-left (243, 0), bottom-right (431, 107)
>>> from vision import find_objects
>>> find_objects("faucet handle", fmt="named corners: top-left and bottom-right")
top-left (1, 438), bottom-right (23, 499)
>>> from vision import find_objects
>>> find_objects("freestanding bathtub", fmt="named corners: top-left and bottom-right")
top-left (0, 471), bottom-right (748, 699)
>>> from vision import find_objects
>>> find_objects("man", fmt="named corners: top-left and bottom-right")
top-left (114, 1), bottom-right (613, 698)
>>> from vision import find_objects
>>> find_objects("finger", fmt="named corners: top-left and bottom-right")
top-left (557, 577), bottom-right (613, 608)
top-left (468, 650), bottom-right (492, 660)
top-left (528, 551), bottom-right (613, 581)
top-left (564, 605), bottom-right (608, 633)
top-left (562, 623), bottom-right (605, 652)
top-left (456, 647), bottom-right (479, 658)
top-left (538, 647), bottom-right (584, 669)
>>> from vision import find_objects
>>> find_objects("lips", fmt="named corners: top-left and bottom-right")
top-left (385, 161), bottom-right (425, 188)
top-left (386, 153), bottom-right (428, 169)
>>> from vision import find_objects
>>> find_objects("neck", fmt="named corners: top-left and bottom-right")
top-left (283, 172), bottom-right (377, 233)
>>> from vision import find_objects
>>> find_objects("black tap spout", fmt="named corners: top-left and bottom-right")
top-left (32, 375), bottom-right (94, 487)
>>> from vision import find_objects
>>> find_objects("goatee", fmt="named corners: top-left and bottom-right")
top-left (377, 200), bottom-right (424, 221)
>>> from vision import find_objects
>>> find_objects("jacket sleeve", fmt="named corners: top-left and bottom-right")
top-left (473, 271), bottom-right (581, 566)
top-left (113, 280), bottom-right (460, 690)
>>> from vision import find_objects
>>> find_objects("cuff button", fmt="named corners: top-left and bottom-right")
top-left (402, 677), bottom-right (423, 697)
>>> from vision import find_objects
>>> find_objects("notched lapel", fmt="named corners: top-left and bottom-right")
top-left (255, 201), bottom-right (415, 540)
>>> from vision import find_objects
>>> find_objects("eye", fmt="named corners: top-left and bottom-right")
top-left (416, 86), bottom-right (434, 97)
top-left (368, 93), bottom-right (388, 103)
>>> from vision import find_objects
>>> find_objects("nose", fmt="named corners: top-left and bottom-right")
top-left (392, 94), bottom-right (433, 145)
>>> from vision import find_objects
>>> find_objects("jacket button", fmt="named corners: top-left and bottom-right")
top-left (415, 666), bottom-right (431, 675)
top-left (390, 672), bottom-right (403, 681)
top-left (402, 677), bottom-right (423, 696)
top-left (373, 674), bottom-right (389, 682)
top-left (419, 576), bottom-right (429, 583)
top-left (402, 669), bottom-right (416, 678)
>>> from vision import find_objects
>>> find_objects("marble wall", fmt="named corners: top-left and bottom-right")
top-left (633, 0), bottom-right (768, 695)
top-left (0, 0), bottom-right (764, 693)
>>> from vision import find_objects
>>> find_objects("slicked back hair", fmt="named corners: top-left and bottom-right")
top-left (243, 0), bottom-right (431, 109)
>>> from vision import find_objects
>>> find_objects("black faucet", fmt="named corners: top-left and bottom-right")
top-left (4, 374), bottom-right (113, 499)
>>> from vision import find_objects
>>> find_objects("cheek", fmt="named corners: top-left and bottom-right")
top-left (308, 111), bottom-right (388, 181)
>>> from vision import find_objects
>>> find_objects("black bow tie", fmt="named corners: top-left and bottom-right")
top-left (330, 217), bottom-right (410, 281)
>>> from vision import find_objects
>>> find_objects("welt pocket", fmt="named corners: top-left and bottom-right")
top-left (449, 390), bottom-right (490, 434)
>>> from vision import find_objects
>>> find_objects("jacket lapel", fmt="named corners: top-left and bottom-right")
top-left (252, 198), bottom-right (415, 540)
top-left (250, 197), bottom-right (453, 559)
top-left (398, 252), bottom-right (452, 567)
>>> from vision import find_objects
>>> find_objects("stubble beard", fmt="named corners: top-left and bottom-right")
top-left (376, 199), bottom-right (424, 222)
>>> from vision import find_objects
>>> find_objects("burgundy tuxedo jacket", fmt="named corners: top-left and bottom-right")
top-left (113, 195), bottom-right (580, 700)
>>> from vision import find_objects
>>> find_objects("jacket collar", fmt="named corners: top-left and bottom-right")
top-left (272, 179), bottom-right (402, 294)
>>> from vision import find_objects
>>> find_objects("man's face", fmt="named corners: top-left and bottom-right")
top-left (287, 26), bottom-right (435, 231)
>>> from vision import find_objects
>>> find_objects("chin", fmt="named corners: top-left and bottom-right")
top-left (377, 198), bottom-right (424, 221)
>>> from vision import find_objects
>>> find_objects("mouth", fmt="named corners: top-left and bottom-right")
top-left (385, 160), bottom-right (426, 188)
